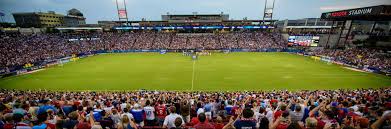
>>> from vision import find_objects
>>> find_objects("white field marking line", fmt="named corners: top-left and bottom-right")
top-left (191, 60), bottom-right (196, 91)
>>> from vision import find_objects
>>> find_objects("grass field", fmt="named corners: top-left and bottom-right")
top-left (0, 52), bottom-right (390, 91)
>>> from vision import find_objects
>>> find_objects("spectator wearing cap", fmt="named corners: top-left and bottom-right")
top-left (163, 106), bottom-right (185, 129)
top-left (193, 113), bottom-right (214, 129)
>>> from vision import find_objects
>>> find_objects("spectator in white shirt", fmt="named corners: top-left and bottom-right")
top-left (163, 106), bottom-right (185, 129)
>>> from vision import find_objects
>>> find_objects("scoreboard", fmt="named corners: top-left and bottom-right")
top-left (288, 35), bottom-right (319, 47)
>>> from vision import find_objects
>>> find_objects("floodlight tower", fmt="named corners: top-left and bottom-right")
top-left (262, 0), bottom-right (276, 25)
top-left (116, 0), bottom-right (129, 26)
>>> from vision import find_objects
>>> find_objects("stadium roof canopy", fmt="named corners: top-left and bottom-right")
top-left (320, 5), bottom-right (391, 21)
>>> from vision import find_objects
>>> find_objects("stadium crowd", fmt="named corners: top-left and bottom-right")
top-left (1, 31), bottom-right (391, 73)
top-left (0, 32), bottom-right (285, 68)
top-left (310, 48), bottom-right (391, 72)
top-left (0, 88), bottom-right (390, 129)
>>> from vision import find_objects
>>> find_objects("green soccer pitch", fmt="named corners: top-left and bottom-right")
top-left (0, 52), bottom-right (390, 91)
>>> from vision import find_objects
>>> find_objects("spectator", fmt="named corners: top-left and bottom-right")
top-left (156, 100), bottom-right (167, 126)
top-left (214, 116), bottom-right (225, 129)
top-left (131, 104), bottom-right (144, 126)
top-left (180, 100), bottom-right (191, 123)
top-left (13, 113), bottom-right (31, 129)
top-left (0, 88), bottom-right (389, 129)
top-left (144, 100), bottom-right (156, 126)
top-left (290, 105), bottom-right (304, 123)
top-left (163, 106), bottom-right (185, 129)
top-left (193, 113), bottom-right (214, 129)
top-left (3, 113), bottom-right (14, 129)
top-left (117, 114), bottom-right (138, 129)
top-left (171, 117), bottom-right (184, 129)
top-left (234, 108), bottom-right (257, 129)
top-left (121, 108), bottom-right (134, 122)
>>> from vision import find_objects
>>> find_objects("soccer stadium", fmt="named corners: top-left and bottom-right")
top-left (0, 0), bottom-right (391, 129)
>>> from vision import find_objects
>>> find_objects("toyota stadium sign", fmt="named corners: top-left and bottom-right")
top-left (321, 5), bottom-right (390, 20)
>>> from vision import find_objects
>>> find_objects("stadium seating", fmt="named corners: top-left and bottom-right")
top-left (0, 88), bottom-right (390, 129)
top-left (0, 32), bottom-right (286, 68)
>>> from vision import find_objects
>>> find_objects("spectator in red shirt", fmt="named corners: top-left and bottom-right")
top-left (214, 116), bottom-right (225, 129)
top-left (193, 113), bottom-right (214, 129)
top-left (274, 104), bottom-right (287, 122)
top-left (156, 100), bottom-right (167, 126)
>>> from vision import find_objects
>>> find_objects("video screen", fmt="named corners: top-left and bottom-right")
top-left (288, 35), bottom-right (319, 47)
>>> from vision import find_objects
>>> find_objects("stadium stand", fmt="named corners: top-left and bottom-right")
top-left (1, 31), bottom-right (391, 73)
top-left (308, 48), bottom-right (391, 72)
top-left (0, 88), bottom-right (390, 129)
top-left (0, 31), bottom-right (286, 68)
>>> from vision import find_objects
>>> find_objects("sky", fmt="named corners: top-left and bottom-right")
top-left (0, 0), bottom-right (390, 24)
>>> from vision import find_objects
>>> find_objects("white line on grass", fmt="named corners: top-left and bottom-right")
top-left (191, 60), bottom-right (196, 91)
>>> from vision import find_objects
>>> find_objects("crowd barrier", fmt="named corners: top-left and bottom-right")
top-left (0, 48), bottom-right (302, 78)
